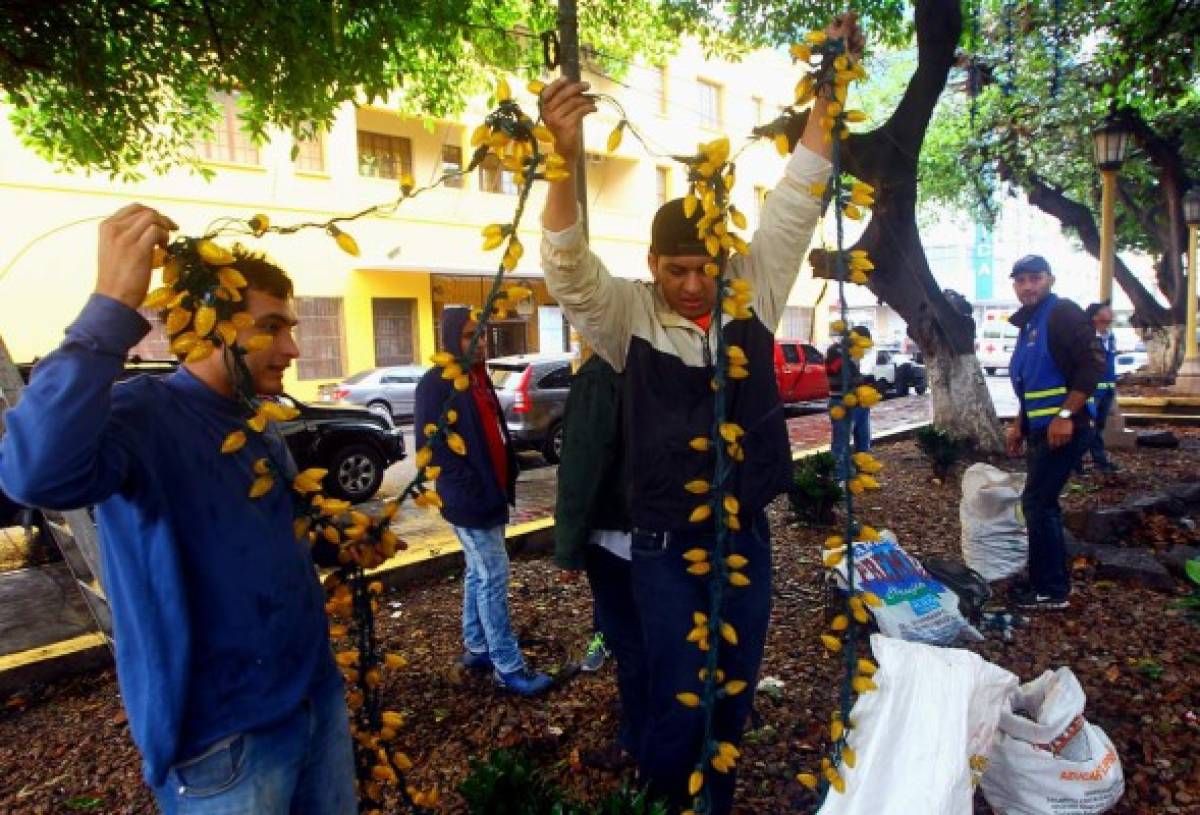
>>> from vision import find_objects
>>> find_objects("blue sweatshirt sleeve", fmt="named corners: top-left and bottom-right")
top-left (0, 294), bottom-right (150, 509)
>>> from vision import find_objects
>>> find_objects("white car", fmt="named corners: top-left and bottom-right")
top-left (858, 347), bottom-right (927, 396)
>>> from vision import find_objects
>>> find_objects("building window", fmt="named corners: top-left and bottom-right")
top-left (442, 144), bottom-right (464, 188)
top-left (130, 309), bottom-right (172, 360)
top-left (648, 65), bottom-right (667, 113)
top-left (779, 306), bottom-right (814, 340)
top-left (479, 153), bottom-right (517, 195)
top-left (656, 166), bottom-right (671, 207)
top-left (195, 91), bottom-right (261, 165)
top-left (357, 131), bottom-right (413, 180)
top-left (295, 297), bottom-right (345, 380)
top-left (372, 298), bottom-right (416, 366)
top-left (294, 131), bottom-right (325, 172)
top-left (697, 79), bottom-right (721, 129)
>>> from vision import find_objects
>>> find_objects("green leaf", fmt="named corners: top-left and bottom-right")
top-left (1186, 558), bottom-right (1200, 587)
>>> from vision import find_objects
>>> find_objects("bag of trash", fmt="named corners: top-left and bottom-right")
top-left (818, 634), bottom-right (1018, 815)
top-left (919, 556), bottom-right (992, 623)
top-left (981, 667), bottom-right (1125, 814)
top-left (832, 530), bottom-right (983, 645)
top-left (961, 463), bottom-right (1028, 581)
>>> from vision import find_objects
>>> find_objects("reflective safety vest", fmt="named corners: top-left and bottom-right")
top-left (1095, 332), bottom-right (1117, 393)
top-left (1009, 294), bottom-right (1095, 431)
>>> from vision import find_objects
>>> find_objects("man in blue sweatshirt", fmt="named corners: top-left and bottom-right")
top-left (0, 204), bottom-right (354, 813)
top-left (414, 307), bottom-right (552, 696)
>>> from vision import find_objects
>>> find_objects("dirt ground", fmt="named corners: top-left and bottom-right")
top-left (1, 430), bottom-right (1198, 814)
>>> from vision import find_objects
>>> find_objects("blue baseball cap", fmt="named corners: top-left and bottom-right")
top-left (1011, 254), bottom-right (1051, 277)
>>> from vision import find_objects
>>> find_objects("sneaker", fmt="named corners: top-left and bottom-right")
top-left (459, 650), bottom-right (493, 672)
top-left (580, 632), bottom-right (610, 673)
top-left (494, 666), bottom-right (554, 696)
top-left (1009, 587), bottom-right (1070, 611)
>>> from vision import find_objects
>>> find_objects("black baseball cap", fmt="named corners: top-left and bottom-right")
top-left (650, 198), bottom-right (709, 257)
top-left (1010, 254), bottom-right (1051, 277)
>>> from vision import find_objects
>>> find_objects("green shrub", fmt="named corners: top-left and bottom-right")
top-left (915, 425), bottom-right (970, 479)
top-left (789, 451), bottom-right (843, 526)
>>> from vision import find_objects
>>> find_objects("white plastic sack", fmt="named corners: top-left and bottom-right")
top-left (982, 668), bottom-right (1125, 814)
top-left (834, 530), bottom-right (983, 645)
top-left (818, 634), bottom-right (1018, 815)
top-left (961, 463), bottom-right (1028, 581)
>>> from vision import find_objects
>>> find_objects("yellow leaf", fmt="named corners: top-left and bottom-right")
top-left (683, 194), bottom-right (698, 218)
top-left (676, 692), bottom-right (701, 707)
top-left (683, 548), bottom-right (709, 563)
top-left (196, 239), bottom-right (235, 266)
top-left (689, 504), bottom-right (712, 523)
top-left (689, 436), bottom-right (711, 452)
top-left (726, 554), bottom-right (748, 569)
top-left (719, 422), bottom-right (744, 443)
top-left (728, 365), bottom-right (749, 380)
top-left (606, 123), bottom-right (624, 153)
top-left (243, 333), bottom-right (272, 353)
top-left (825, 766), bottom-right (845, 793)
top-left (220, 430), bottom-right (246, 454)
top-left (773, 133), bottom-right (791, 157)
top-left (687, 562), bottom-right (712, 576)
top-left (820, 634), bottom-right (842, 653)
top-left (470, 124), bottom-right (490, 148)
top-left (215, 321), bottom-right (237, 346)
top-left (842, 746), bottom-right (857, 768)
top-left (543, 168), bottom-right (570, 182)
top-left (185, 340), bottom-right (214, 363)
top-left (796, 772), bottom-right (819, 790)
top-left (333, 228), bottom-right (360, 256)
top-left (496, 75), bottom-right (512, 102)
top-left (142, 286), bottom-right (176, 311)
top-left (830, 614), bottom-right (849, 631)
top-left (824, 535), bottom-right (845, 550)
top-left (454, 375), bottom-right (470, 391)
top-left (688, 771), bottom-right (704, 796)
top-left (415, 447), bottom-right (433, 469)
top-left (857, 658), bottom-right (877, 676)
top-left (831, 719), bottom-right (845, 741)
top-left (723, 494), bottom-right (740, 515)
top-left (217, 267), bottom-right (248, 290)
top-left (852, 676), bottom-right (878, 693)
top-left (720, 622), bottom-right (738, 645)
top-left (527, 79), bottom-right (546, 95)
top-left (861, 590), bottom-right (883, 607)
top-left (165, 307), bottom-right (192, 336)
top-left (724, 679), bottom-right (747, 696)
top-left (249, 474), bottom-right (275, 498)
top-left (446, 433), bottom-right (467, 455)
top-left (431, 351), bottom-right (455, 366)
top-left (728, 572), bottom-right (750, 587)
top-left (684, 479), bottom-right (710, 495)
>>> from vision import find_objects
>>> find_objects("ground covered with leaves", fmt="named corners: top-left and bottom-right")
top-left (1, 431), bottom-right (1198, 814)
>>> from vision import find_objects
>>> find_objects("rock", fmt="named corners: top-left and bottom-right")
top-left (1159, 545), bottom-right (1200, 580)
top-left (1137, 431), bottom-right (1180, 449)
top-left (1063, 508), bottom-right (1089, 537)
top-left (1125, 493), bottom-right (1186, 517)
top-left (1083, 507), bottom-right (1139, 544)
top-left (1093, 545), bottom-right (1177, 592)
top-left (1064, 536), bottom-right (1103, 560)
top-left (1164, 482), bottom-right (1200, 507)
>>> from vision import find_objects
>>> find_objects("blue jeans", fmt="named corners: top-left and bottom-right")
top-left (830, 402), bottom-right (871, 479)
top-left (453, 524), bottom-right (524, 674)
top-left (152, 680), bottom-right (355, 814)
top-left (1086, 391), bottom-right (1114, 466)
top-left (630, 513), bottom-right (773, 815)
top-left (1023, 428), bottom-right (1088, 598)
top-left (584, 544), bottom-right (647, 755)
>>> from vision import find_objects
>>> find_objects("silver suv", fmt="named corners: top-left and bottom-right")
top-left (488, 353), bottom-right (574, 463)
top-left (324, 365), bottom-right (428, 420)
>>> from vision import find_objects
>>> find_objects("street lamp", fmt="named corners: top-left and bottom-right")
top-left (1183, 188), bottom-right (1200, 364)
top-left (1091, 113), bottom-right (1133, 302)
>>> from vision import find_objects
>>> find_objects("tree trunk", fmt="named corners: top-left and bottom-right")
top-left (838, 0), bottom-right (1004, 452)
top-left (1140, 324), bottom-right (1185, 377)
top-left (926, 349), bottom-right (1006, 449)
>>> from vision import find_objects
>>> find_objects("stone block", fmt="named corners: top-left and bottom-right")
top-left (1164, 483), bottom-right (1200, 507)
top-left (1094, 545), bottom-right (1176, 592)
top-left (1137, 431), bottom-right (1180, 449)
top-left (1083, 507), bottom-right (1139, 544)
top-left (1160, 545), bottom-right (1200, 581)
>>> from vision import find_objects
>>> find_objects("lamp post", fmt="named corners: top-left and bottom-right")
top-left (1091, 114), bottom-right (1133, 302)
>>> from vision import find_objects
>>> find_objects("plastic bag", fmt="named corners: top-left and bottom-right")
top-left (818, 634), bottom-right (1018, 815)
top-left (833, 530), bottom-right (983, 645)
top-left (961, 463), bottom-right (1028, 581)
top-left (981, 668), bottom-right (1125, 814)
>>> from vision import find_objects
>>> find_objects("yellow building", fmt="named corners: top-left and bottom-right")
top-left (0, 42), bottom-right (829, 401)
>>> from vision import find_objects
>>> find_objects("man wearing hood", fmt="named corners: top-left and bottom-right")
top-left (413, 307), bottom-right (552, 696)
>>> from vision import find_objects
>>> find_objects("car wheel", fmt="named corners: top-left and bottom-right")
top-left (916, 384), bottom-right (927, 395)
top-left (984, 367), bottom-right (996, 376)
top-left (543, 421), bottom-right (564, 465)
top-left (327, 444), bottom-right (385, 503)
top-left (875, 378), bottom-right (891, 397)
top-left (896, 378), bottom-right (910, 397)
top-left (367, 400), bottom-right (392, 420)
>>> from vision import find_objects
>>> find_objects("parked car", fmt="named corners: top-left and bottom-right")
top-left (774, 339), bottom-right (829, 403)
top-left (859, 347), bottom-right (927, 396)
top-left (1115, 351), bottom-right (1148, 377)
top-left (324, 365), bottom-right (429, 421)
top-left (271, 394), bottom-right (406, 502)
top-left (488, 353), bottom-right (574, 464)
top-left (16, 359), bottom-right (405, 503)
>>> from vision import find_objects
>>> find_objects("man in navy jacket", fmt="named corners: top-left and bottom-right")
top-left (414, 307), bottom-right (551, 696)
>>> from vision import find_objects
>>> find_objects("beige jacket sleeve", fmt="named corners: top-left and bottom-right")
top-left (540, 144), bottom-right (831, 369)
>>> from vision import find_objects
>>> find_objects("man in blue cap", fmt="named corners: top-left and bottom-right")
top-left (1006, 254), bottom-right (1104, 610)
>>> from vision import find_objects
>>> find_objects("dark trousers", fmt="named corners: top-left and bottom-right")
top-left (584, 544), bottom-right (647, 755)
top-left (630, 513), bottom-right (773, 815)
top-left (1086, 392), bottom-right (1114, 466)
top-left (1023, 428), bottom-right (1088, 597)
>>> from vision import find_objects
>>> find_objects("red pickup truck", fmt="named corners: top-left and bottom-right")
top-left (774, 339), bottom-right (829, 403)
